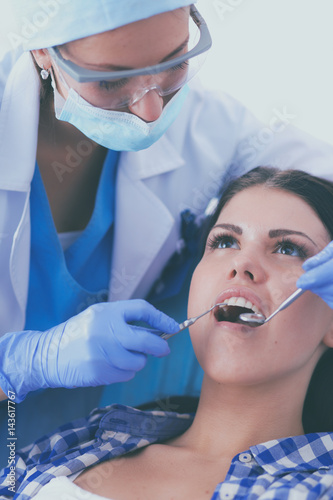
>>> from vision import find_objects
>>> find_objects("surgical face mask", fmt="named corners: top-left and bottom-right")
top-left (51, 73), bottom-right (189, 152)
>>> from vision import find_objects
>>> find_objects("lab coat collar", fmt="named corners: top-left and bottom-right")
top-left (0, 52), bottom-right (40, 191)
top-left (121, 130), bottom-right (185, 181)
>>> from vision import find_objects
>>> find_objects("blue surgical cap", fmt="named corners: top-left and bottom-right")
top-left (8, 0), bottom-right (194, 51)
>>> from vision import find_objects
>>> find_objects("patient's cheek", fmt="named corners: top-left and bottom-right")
top-left (187, 263), bottom-right (206, 320)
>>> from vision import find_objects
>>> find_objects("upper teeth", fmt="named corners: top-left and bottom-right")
top-left (219, 297), bottom-right (260, 314)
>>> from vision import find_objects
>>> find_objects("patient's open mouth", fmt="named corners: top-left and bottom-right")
top-left (214, 297), bottom-right (260, 324)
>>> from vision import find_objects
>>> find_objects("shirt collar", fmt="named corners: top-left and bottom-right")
top-left (251, 433), bottom-right (333, 475)
top-left (97, 404), bottom-right (193, 442)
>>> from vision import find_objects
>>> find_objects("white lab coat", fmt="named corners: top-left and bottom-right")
top-left (1, 51), bottom-right (333, 337)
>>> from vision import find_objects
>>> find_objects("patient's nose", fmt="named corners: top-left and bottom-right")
top-left (227, 251), bottom-right (266, 283)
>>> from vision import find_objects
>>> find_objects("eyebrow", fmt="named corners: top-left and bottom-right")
top-left (212, 224), bottom-right (318, 247)
top-left (161, 37), bottom-right (189, 62)
top-left (268, 229), bottom-right (318, 247)
top-left (70, 37), bottom-right (189, 72)
top-left (213, 223), bottom-right (242, 235)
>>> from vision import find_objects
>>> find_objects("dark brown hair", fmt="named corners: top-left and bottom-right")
top-left (207, 166), bottom-right (333, 240)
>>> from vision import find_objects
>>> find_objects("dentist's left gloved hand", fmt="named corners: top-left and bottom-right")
top-left (0, 300), bottom-right (179, 403)
top-left (297, 240), bottom-right (333, 308)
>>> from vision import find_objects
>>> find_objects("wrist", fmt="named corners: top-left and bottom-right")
top-left (0, 329), bottom-right (49, 402)
top-left (0, 373), bottom-right (11, 401)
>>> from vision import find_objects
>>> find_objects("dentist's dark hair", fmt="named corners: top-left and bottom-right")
top-left (203, 166), bottom-right (333, 433)
top-left (31, 55), bottom-right (53, 106)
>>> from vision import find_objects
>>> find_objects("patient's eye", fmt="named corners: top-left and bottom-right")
top-left (275, 239), bottom-right (308, 259)
top-left (207, 233), bottom-right (240, 250)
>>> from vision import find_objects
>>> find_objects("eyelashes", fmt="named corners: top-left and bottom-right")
top-left (274, 238), bottom-right (309, 259)
top-left (169, 61), bottom-right (189, 72)
top-left (207, 233), bottom-right (238, 251)
top-left (99, 78), bottom-right (129, 91)
top-left (206, 232), bottom-right (310, 260)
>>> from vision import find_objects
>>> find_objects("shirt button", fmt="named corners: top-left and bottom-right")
top-left (220, 488), bottom-right (235, 499)
top-left (239, 452), bottom-right (252, 463)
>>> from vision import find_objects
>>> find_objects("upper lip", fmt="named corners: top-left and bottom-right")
top-left (214, 287), bottom-right (267, 316)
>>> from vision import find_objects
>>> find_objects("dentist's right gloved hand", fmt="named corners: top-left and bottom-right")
top-left (297, 240), bottom-right (333, 309)
top-left (0, 300), bottom-right (179, 403)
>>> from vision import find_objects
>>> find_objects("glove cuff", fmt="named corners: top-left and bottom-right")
top-left (0, 372), bottom-right (24, 403)
top-left (0, 330), bottom-right (50, 402)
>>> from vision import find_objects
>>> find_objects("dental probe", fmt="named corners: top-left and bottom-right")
top-left (160, 302), bottom-right (229, 339)
top-left (132, 302), bottom-right (227, 340)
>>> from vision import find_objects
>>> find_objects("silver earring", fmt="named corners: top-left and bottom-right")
top-left (40, 65), bottom-right (50, 80)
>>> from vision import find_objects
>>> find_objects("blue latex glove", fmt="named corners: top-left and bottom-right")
top-left (297, 240), bottom-right (333, 309)
top-left (0, 300), bottom-right (179, 403)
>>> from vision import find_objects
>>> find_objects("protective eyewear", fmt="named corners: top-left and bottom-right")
top-left (48, 6), bottom-right (212, 110)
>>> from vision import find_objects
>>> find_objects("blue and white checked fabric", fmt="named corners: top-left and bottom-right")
top-left (0, 404), bottom-right (333, 499)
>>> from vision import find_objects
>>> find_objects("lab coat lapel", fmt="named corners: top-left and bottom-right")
top-left (0, 52), bottom-right (39, 191)
top-left (109, 137), bottom-right (185, 301)
top-left (0, 53), bottom-right (39, 332)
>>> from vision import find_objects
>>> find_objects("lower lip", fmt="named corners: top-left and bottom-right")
top-left (213, 318), bottom-right (257, 334)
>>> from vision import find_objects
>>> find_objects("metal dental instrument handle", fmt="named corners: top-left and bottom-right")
top-left (162, 302), bottom-right (227, 339)
top-left (132, 303), bottom-right (227, 340)
top-left (238, 288), bottom-right (305, 327)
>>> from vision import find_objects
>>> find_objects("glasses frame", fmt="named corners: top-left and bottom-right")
top-left (48, 5), bottom-right (212, 84)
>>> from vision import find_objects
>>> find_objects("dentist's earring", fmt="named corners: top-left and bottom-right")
top-left (40, 65), bottom-right (50, 80)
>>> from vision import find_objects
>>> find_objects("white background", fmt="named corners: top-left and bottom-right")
top-left (1, 0), bottom-right (333, 146)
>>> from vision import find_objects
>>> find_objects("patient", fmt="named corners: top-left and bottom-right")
top-left (1, 167), bottom-right (333, 499)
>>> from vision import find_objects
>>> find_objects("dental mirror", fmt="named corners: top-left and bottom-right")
top-left (238, 288), bottom-right (305, 327)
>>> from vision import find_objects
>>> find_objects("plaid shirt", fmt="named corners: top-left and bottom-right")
top-left (0, 404), bottom-right (333, 499)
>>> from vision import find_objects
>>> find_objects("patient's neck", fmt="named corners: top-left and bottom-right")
top-left (171, 373), bottom-right (307, 460)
